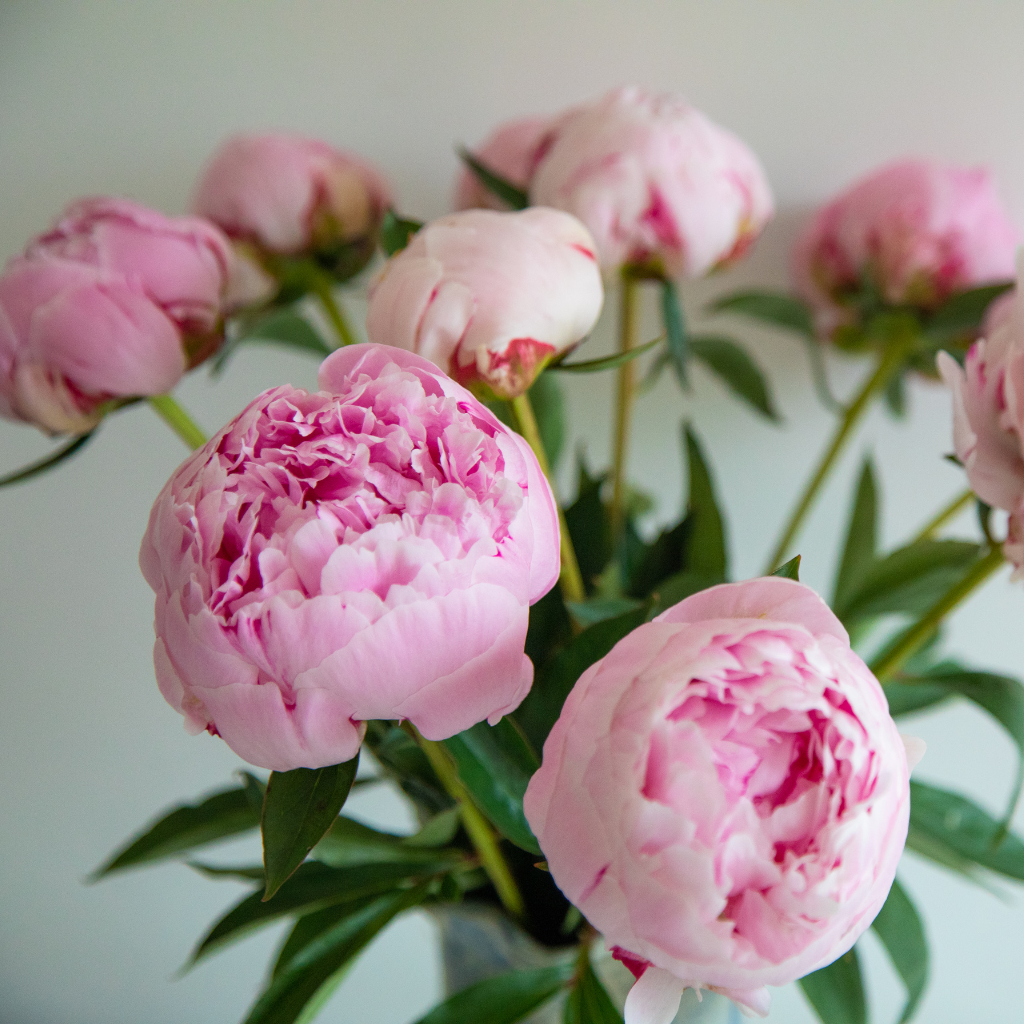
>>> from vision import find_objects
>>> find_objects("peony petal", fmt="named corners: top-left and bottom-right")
top-left (623, 967), bottom-right (688, 1024)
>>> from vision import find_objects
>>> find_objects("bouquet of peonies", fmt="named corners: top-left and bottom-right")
top-left (5, 85), bottom-right (1024, 1024)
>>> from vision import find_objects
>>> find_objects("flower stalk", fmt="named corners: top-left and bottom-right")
top-left (148, 394), bottom-right (207, 451)
top-left (913, 488), bottom-right (975, 543)
top-left (610, 270), bottom-right (640, 539)
top-left (312, 273), bottom-right (358, 348)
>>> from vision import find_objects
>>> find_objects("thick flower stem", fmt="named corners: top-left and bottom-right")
top-left (871, 545), bottom-right (1006, 681)
top-left (913, 487), bottom-right (975, 543)
top-left (610, 271), bottom-right (640, 539)
top-left (148, 394), bottom-right (207, 451)
top-left (510, 393), bottom-right (587, 605)
top-left (312, 273), bottom-right (358, 348)
top-left (406, 724), bottom-right (525, 920)
top-left (763, 344), bottom-right (908, 575)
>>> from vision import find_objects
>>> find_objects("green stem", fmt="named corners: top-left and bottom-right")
top-left (610, 271), bottom-right (640, 539)
top-left (312, 274), bottom-right (358, 348)
top-left (913, 488), bottom-right (975, 543)
top-left (511, 393), bottom-right (586, 605)
top-left (763, 344), bottom-right (908, 574)
top-left (871, 545), bottom-right (1006, 681)
top-left (148, 395), bottom-right (207, 450)
top-left (407, 725), bottom-right (525, 920)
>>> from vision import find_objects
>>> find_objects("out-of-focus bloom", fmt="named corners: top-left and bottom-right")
top-left (939, 254), bottom-right (1024, 574)
top-left (0, 198), bottom-right (233, 434)
top-left (454, 116), bottom-right (552, 211)
top-left (193, 133), bottom-right (392, 288)
top-left (528, 86), bottom-right (773, 279)
top-left (524, 577), bottom-right (913, 1022)
top-left (365, 208), bottom-right (603, 399)
top-left (794, 159), bottom-right (1018, 339)
top-left (140, 344), bottom-right (560, 771)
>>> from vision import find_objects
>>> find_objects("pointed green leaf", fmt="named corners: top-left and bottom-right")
top-left (215, 308), bottom-right (332, 373)
top-left (884, 371), bottom-right (908, 418)
top-left (262, 755), bottom-right (360, 900)
top-left (682, 426), bottom-right (728, 579)
top-left (833, 460), bottom-right (878, 610)
top-left (528, 371), bottom-right (566, 470)
top-left (91, 784), bottom-right (259, 879)
top-left (566, 597), bottom-right (644, 627)
top-left (380, 209), bottom-right (424, 256)
top-left (924, 282), bottom-right (1014, 346)
top-left (312, 814), bottom-right (466, 869)
top-left (0, 430), bottom-right (96, 489)
top-left (647, 571), bottom-right (721, 616)
top-left (883, 681), bottom-right (951, 718)
top-left (413, 964), bottom-right (575, 1024)
top-left (770, 555), bottom-right (801, 581)
top-left (458, 148), bottom-right (530, 210)
top-left (188, 862), bottom-right (266, 882)
top-left (661, 279), bottom-right (689, 387)
top-left (563, 954), bottom-right (624, 1024)
top-left (799, 948), bottom-right (866, 1024)
top-left (711, 290), bottom-right (816, 338)
top-left (552, 334), bottom-right (664, 373)
top-left (689, 335), bottom-right (779, 421)
top-left (564, 457), bottom-right (613, 585)
top-left (627, 518), bottom-right (688, 598)
top-left (872, 878), bottom-right (928, 1023)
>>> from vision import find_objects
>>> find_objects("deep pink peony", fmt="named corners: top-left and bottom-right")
top-left (365, 208), bottom-right (603, 399)
top-left (453, 116), bottom-right (552, 211)
top-left (140, 344), bottom-right (560, 771)
top-left (793, 159), bottom-right (1017, 338)
top-left (528, 86), bottom-right (774, 279)
top-left (524, 578), bottom-right (913, 1021)
top-left (0, 198), bottom-right (233, 434)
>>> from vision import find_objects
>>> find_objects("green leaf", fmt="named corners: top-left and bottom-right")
top-left (529, 371), bottom-right (566, 470)
top-left (243, 884), bottom-right (430, 1024)
top-left (312, 814), bottom-right (465, 869)
top-left (0, 430), bottom-right (97, 489)
top-left (884, 681), bottom-right (951, 718)
top-left (924, 282), bottom-right (1014, 346)
top-left (689, 335), bottom-right (780, 421)
top-left (563, 954), bottom-right (624, 1024)
top-left (884, 371), bottom-right (908, 418)
top-left (770, 555), bottom-right (801, 580)
top-left (262, 756), bottom-right (361, 900)
top-left (215, 308), bottom-right (332, 374)
top-left (565, 597), bottom-right (644, 626)
top-left (661, 279), bottom-right (688, 387)
top-left (872, 878), bottom-right (928, 1023)
top-left (380, 209), bottom-right (424, 256)
top-left (458, 148), bottom-right (530, 210)
top-left (363, 721), bottom-right (453, 817)
top-left (682, 425), bottom-right (729, 579)
top-left (91, 784), bottom-right (259, 879)
top-left (444, 719), bottom-right (541, 855)
top-left (909, 780), bottom-right (1024, 881)
top-left (799, 948), bottom-right (866, 1024)
top-left (711, 290), bottom-right (816, 338)
top-left (187, 862), bottom-right (266, 882)
top-left (552, 334), bottom-right (664, 373)
top-left (564, 458), bottom-right (613, 586)
top-left (645, 571), bottom-right (721, 618)
top-left (412, 963), bottom-right (575, 1024)
top-left (626, 519), bottom-right (688, 598)
top-left (833, 459), bottom-right (878, 611)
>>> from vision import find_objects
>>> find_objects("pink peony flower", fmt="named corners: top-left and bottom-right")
top-left (0, 198), bottom-right (233, 434)
top-left (524, 578), bottom-right (913, 1022)
top-left (453, 116), bottom-right (553, 211)
top-left (528, 86), bottom-right (774, 279)
top-left (140, 343), bottom-right (560, 771)
top-left (365, 208), bottom-right (603, 399)
top-left (793, 159), bottom-right (1017, 338)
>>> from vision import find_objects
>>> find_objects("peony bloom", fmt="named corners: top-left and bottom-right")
top-left (140, 344), bottom-right (560, 771)
top-left (0, 198), bottom-right (233, 434)
top-left (365, 208), bottom-right (603, 399)
top-left (793, 159), bottom-right (1017, 339)
top-left (528, 86), bottom-right (774, 279)
top-left (524, 578), bottom-right (913, 1021)
top-left (193, 133), bottom-right (391, 288)
top-left (453, 116), bottom-right (552, 211)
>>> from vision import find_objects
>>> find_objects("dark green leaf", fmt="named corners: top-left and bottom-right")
top-left (529, 372), bottom-right (566, 470)
top-left (563, 954), bottom-right (624, 1024)
top-left (565, 597), bottom-right (644, 626)
top-left (833, 459), bottom-right (878, 610)
top-left (244, 884), bottom-right (429, 1024)
top-left (215, 308), bottom-right (332, 374)
top-left (413, 964), bottom-right (575, 1024)
top-left (444, 719), bottom-right (541, 855)
top-left (457, 148), bottom-right (530, 210)
top-left (647, 571), bottom-right (721, 617)
top-left (564, 458), bottom-right (613, 586)
top-left (380, 209), bottom-right (424, 256)
top-left (682, 426), bottom-right (728, 579)
top-left (884, 681), bottom-right (951, 718)
top-left (188, 862), bottom-right (266, 882)
top-left (884, 371), bottom-right (908, 418)
top-left (408, 807), bottom-right (463, 848)
top-left (661, 279), bottom-right (688, 387)
top-left (689, 335), bottom-right (779, 421)
top-left (872, 878), bottom-right (928, 1023)
top-left (272, 904), bottom-right (353, 979)
top-left (0, 430), bottom-right (96, 489)
top-left (924, 282), bottom-right (1015, 345)
top-left (312, 814), bottom-right (465, 869)
top-left (91, 785), bottom-right (259, 879)
top-left (363, 721), bottom-right (453, 817)
top-left (770, 555), bottom-right (801, 580)
top-left (262, 755), bottom-right (361, 900)
top-left (525, 586), bottom-right (573, 671)
top-left (799, 948), bottom-right (866, 1024)
top-left (627, 519), bottom-right (688, 598)
top-left (711, 290), bottom-right (815, 338)
top-left (552, 334), bottom-right (664, 374)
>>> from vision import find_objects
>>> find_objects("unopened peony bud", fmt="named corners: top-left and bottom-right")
top-left (454, 116), bottom-right (552, 211)
top-left (524, 577), bottom-right (913, 1021)
top-left (365, 208), bottom-right (603, 399)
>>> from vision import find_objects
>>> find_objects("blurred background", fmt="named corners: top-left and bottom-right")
top-left (3, 3), bottom-right (1024, 1022)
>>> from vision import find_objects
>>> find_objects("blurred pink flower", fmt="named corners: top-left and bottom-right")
top-left (524, 577), bottom-right (913, 1022)
top-left (528, 86), bottom-right (774, 279)
top-left (0, 198), bottom-right (233, 434)
top-left (366, 208), bottom-right (603, 399)
top-left (140, 344), bottom-right (560, 771)
top-left (454, 116), bottom-right (552, 211)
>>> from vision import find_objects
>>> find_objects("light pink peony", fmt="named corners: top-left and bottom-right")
top-left (365, 208), bottom-right (603, 399)
top-left (140, 343), bottom-right (560, 771)
top-left (0, 198), bottom-right (233, 434)
top-left (193, 133), bottom-right (392, 256)
top-left (793, 159), bottom-right (1017, 337)
top-left (453, 116), bottom-right (552, 211)
top-left (528, 86), bottom-right (774, 279)
top-left (524, 578), bottom-right (913, 1021)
